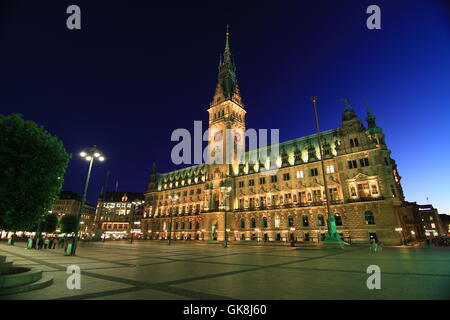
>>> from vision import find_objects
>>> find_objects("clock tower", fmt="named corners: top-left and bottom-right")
top-left (207, 26), bottom-right (246, 177)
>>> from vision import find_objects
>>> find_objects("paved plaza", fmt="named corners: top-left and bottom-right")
top-left (0, 241), bottom-right (449, 300)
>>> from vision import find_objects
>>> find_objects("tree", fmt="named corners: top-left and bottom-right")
top-left (42, 213), bottom-right (58, 233)
top-left (60, 214), bottom-right (78, 234)
top-left (0, 114), bottom-right (71, 231)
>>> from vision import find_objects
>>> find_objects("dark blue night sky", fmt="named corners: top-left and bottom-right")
top-left (1, 1), bottom-right (449, 213)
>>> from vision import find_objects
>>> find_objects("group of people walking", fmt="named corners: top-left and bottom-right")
top-left (33, 236), bottom-right (67, 250)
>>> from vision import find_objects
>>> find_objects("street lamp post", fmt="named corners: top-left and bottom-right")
top-left (167, 194), bottom-right (178, 245)
top-left (71, 146), bottom-right (105, 256)
top-left (220, 181), bottom-right (232, 248)
top-left (310, 97), bottom-right (342, 245)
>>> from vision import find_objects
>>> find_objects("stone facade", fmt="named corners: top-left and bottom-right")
top-left (93, 191), bottom-right (145, 238)
top-left (141, 32), bottom-right (418, 245)
top-left (50, 191), bottom-right (95, 234)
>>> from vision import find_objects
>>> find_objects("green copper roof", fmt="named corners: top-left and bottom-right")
top-left (217, 28), bottom-right (238, 100)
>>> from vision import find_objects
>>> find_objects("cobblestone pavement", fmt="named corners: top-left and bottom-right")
top-left (1, 241), bottom-right (449, 300)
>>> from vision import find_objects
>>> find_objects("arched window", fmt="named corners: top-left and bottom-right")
top-left (364, 211), bottom-right (375, 225)
top-left (288, 216), bottom-right (294, 227)
top-left (302, 215), bottom-right (309, 227)
top-left (274, 216), bottom-right (281, 228)
top-left (250, 218), bottom-right (256, 228)
top-left (371, 185), bottom-right (378, 195)
top-left (335, 214), bottom-right (343, 226)
top-left (239, 219), bottom-right (245, 229)
top-left (317, 214), bottom-right (325, 226)
top-left (262, 217), bottom-right (268, 228)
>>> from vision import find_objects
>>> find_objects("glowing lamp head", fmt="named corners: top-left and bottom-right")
top-left (80, 152), bottom-right (87, 157)
top-left (99, 156), bottom-right (105, 162)
top-left (94, 152), bottom-right (100, 158)
top-left (85, 156), bottom-right (92, 161)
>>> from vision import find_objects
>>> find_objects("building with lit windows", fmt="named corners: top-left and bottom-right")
top-left (94, 191), bottom-right (145, 239)
top-left (50, 191), bottom-right (96, 234)
top-left (141, 31), bottom-right (425, 245)
top-left (439, 214), bottom-right (450, 236)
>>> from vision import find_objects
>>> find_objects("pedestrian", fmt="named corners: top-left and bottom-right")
top-left (52, 237), bottom-right (57, 249)
top-left (49, 237), bottom-right (53, 249)
top-left (44, 237), bottom-right (49, 249)
top-left (38, 236), bottom-right (44, 250)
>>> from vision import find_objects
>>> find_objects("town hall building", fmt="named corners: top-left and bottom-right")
top-left (141, 30), bottom-right (412, 245)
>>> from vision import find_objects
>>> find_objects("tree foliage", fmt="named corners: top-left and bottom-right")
top-left (0, 114), bottom-right (71, 230)
top-left (60, 214), bottom-right (78, 234)
top-left (42, 213), bottom-right (58, 233)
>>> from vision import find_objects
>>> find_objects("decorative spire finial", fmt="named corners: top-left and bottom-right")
top-left (225, 24), bottom-right (230, 50)
top-left (341, 98), bottom-right (353, 110)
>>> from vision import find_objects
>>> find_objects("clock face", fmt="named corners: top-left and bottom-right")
top-left (214, 130), bottom-right (223, 141)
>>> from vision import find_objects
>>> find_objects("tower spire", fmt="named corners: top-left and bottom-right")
top-left (211, 25), bottom-right (243, 107)
top-left (225, 24), bottom-right (230, 50)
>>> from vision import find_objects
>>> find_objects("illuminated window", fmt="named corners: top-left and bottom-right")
top-left (275, 216), bottom-right (280, 228)
top-left (431, 223), bottom-right (436, 228)
top-left (296, 170), bottom-right (304, 179)
top-left (326, 165), bottom-right (335, 174)
top-left (371, 185), bottom-right (378, 194)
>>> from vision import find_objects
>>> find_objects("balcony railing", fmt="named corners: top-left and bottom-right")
top-left (233, 201), bottom-right (341, 212)
top-left (346, 196), bottom-right (385, 203)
